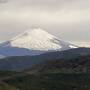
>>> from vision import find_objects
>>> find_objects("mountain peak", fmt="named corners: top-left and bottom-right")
top-left (0, 28), bottom-right (78, 56)
top-left (12, 28), bottom-right (54, 41)
top-left (10, 28), bottom-right (61, 50)
top-left (25, 28), bottom-right (54, 39)
top-left (28, 28), bottom-right (50, 35)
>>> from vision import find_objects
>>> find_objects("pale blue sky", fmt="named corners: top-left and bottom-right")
top-left (0, 0), bottom-right (90, 46)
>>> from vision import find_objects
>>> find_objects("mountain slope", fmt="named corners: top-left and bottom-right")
top-left (0, 28), bottom-right (77, 56)
top-left (0, 48), bottom-right (89, 71)
top-left (28, 55), bottom-right (90, 74)
top-left (2, 55), bottom-right (90, 90)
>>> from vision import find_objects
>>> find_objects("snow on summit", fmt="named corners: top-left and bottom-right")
top-left (10, 28), bottom-right (77, 51)
top-left (11, 28), bottom-right (62, 50)
top-left (0, 28), bottom-right (78, 56)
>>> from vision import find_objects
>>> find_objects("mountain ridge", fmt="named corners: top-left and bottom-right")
top-left (0, 28), bottom-right (78, 57)
top-left (0, 47), bottom-right (89, 71)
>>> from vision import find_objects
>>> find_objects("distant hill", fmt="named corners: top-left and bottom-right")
top-left (3, 54), bottom-right (90, 90)
top-left (27, 55), bottom-right (90, 74)
top-left (0, 55), bottom-right (90, 90)
top-left (0, 47), bottom-right (90, 71)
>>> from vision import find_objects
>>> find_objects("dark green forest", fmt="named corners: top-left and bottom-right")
top-left (0, 55), bottom-right (90, 90)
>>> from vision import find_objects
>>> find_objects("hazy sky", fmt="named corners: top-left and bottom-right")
top-left (0, 0), bottom-right (90, 46)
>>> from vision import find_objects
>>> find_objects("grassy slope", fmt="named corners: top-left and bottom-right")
top-left (0, 83), bottom-right (17, 90)
top-left (0, 71), bottom-right (18, 90)
top-left (5, 73), bottom-right (90, 90)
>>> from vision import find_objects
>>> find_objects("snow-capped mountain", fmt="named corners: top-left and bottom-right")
top-left (0, 28), bottom-right (78, 56)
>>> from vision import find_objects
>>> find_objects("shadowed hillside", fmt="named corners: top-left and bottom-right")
top-left (0, 47), bottom-right (90, 71)
top-left (0, 55), bottom-right (89, 90)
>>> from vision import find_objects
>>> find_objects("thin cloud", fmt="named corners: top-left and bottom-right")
top-left (0, 0), bottom-right (8, 4)
top-left (1, 0), bottom-right (90, 11)
top-left (0, 0), bottom-right (90, 43)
